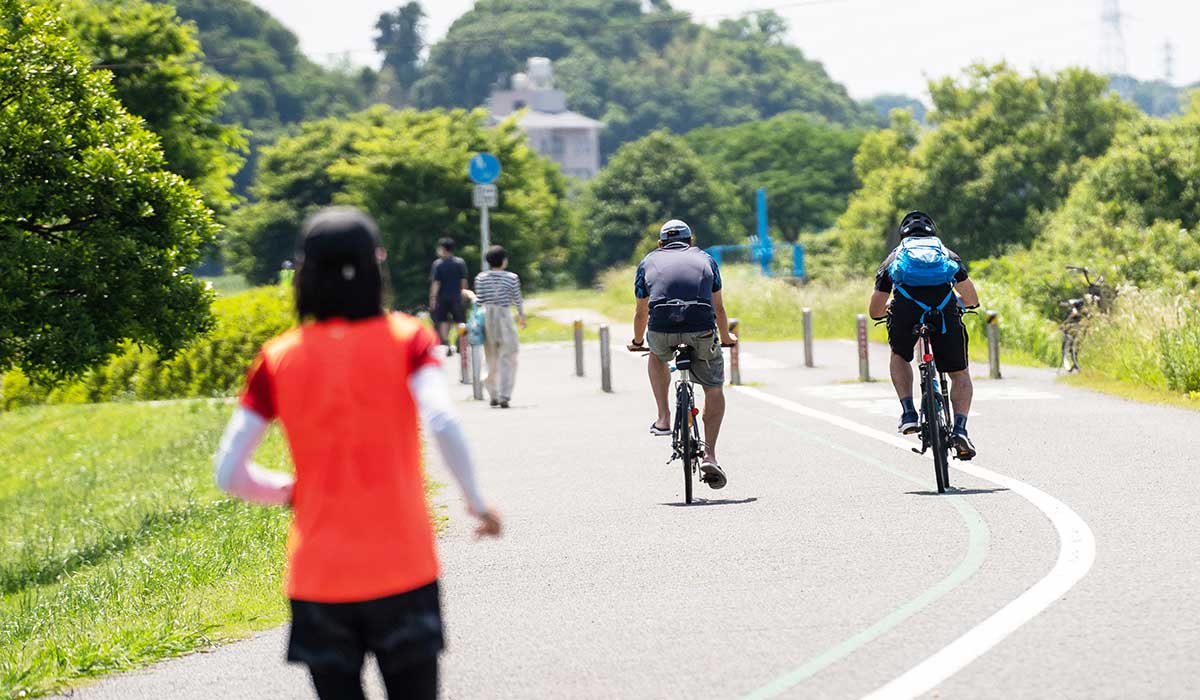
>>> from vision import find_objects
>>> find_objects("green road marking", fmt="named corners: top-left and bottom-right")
top-left (742, 420), bottom-right (991, 700)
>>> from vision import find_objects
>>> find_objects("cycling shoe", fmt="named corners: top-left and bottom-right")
top-left (953, 431), bottom-right (977, 460)
top-left (898, 411), bottom-right (919, 435)
top-left (699, 462), bottom-right (727, 490)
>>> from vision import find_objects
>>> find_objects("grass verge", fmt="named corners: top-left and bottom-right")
top-left (1061, 372), bottom-right (1200, 411)
top-left (0, 400), bottom-right (439, 699)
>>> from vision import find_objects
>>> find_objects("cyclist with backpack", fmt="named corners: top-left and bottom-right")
top-left (868, 211), bottom-right (981, 459)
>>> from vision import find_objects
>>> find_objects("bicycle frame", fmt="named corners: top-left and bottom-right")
top-left (670, 347), bottom-right (705, 503)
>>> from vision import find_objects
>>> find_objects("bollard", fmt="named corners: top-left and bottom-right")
top-left (986, 309), bottom-right (1002, 379)
top-left (856, 314), bottom-right (870, 382)
top-left (457, 323), bottom-right (470, 385)
top-left (470, 342), bottom-right (484, 400)
top-left (599, 324), bottom-right (613, 393)
top-left (573, 319), bottom-right (585, 377)
top-left (802, 307), bottom-right (814, 368)
top-left (729, 318), bottom-right (741, 386)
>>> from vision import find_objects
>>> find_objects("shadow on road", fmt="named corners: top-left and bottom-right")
top-left (660, 497), bottom-right (759, 507)
top-left (905, 488), bottom-right (1010, 496)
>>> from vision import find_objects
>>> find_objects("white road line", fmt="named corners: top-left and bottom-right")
top-left (733, 385), bottom-right (1096, 699)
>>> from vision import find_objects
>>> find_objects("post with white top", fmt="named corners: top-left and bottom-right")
top-left (802, 307), bottom-right (814, 368)
top-left (470, 344), bottom-right (484, 401)
top-left (729, 318), bottom-right (741, 386)
top-left (986, 310), bottom-right (1002, 379)
top-left (856, 314), bottom-right (870, 382)
top-left (457, 323), bottom-right (470, 385)
top-left (573, 319), bottom-right (585, 377)
top-left (599, 324), bottom-right (613, 393)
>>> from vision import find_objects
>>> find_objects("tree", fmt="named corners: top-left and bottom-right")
top-left (579, 131), bottom-right (743, 280)
top-left (688, 113), bottom-right (868, 240)
top-left (227, 107), bottom-right (575, 308)
top-left (415, 0), bottom-right (871, 156)
top-left (832, 64), bottom-right (1137, 267)
top-left (863, 94), bottom-right (927, 124)
top-left (983, 92), bottom-right (1200, 313)
top-left (0, 1), bottom-right (219, 376)
top-left (60, 0), bottom-right (247, 212)
top-left (375, 2), bottom-right (426, 95)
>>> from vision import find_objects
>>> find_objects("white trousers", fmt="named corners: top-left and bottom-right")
top-left (483, 306), bottom-right (519, 402)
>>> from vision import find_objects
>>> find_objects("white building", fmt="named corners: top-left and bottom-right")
top-left (488, 57), bottom-right (604, 180)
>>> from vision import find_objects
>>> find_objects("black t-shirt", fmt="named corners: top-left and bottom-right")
top-left (430, 256), bottom-right (468, 302)
top-left (874, 238), bottom-right (969, 309)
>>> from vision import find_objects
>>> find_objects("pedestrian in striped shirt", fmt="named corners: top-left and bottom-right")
top-left (474, 246), bottom-right (526, 408)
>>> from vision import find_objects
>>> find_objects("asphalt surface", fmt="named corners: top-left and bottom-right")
top-left (65, 335), bottom-right (1200, 699)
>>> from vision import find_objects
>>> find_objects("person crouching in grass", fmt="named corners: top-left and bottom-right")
top-left (214, 207), bottom-right (502, 700)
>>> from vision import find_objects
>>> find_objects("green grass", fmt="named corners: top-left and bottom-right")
top-left (198, 274), bottom-right (252, 297)
top-left (517, 314), bottom-right (597, 343)
top-left (0, 400), bottom-right (439, 699)
top-left (1061, 372), bottom-right (1200, 411)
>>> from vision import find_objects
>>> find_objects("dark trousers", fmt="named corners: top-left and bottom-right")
top-left (309, 656), bottom-right (437, 700)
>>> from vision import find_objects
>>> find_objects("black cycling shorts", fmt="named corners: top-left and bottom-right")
top-left (287, 580), bottom-right (444, 675)
top-left (886, 303), bottom-right (969, 373)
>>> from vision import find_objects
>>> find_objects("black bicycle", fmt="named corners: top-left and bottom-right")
top-left (630, 343), bottom-right (726, 504)
top-left (912, 323), bottom-right (954, 493)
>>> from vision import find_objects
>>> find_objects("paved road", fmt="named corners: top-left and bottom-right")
top-left (67, 336), bottom-right (1200, 699)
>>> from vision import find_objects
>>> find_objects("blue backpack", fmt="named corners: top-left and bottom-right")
top-left (888, 236), bottom-right (961, 332)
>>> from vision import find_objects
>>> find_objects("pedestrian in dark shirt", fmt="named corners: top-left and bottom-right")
top-left (429, 238), bottom-right (468, 352)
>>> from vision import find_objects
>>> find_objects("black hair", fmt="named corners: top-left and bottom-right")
top-left (438, 237), bottom-right (456, 253)
top-left (485, 245), bottom-right (508, 269)
top-left (294, 207), bottom-right (386, 322)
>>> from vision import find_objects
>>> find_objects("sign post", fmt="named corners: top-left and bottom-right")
top-left (468, 153), bottom-right (501, 270)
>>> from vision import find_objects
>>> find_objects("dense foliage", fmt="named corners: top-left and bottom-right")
top-left (153, 0), bottom-right (373, 132)
top-left (2, 285), bottom-right (292, 408)
top-left (832, 64), bottom-right (1137, 266)
top-left (60, 0), bottom-right (246, 212)
top-left (415, 2), bottom-right (872, 155)
top-left (579, 131), bottom-right (742, 280)
top-left (0, 0), bottom-right (218, 377)
top-left (688, 113), bottom-right (867, 241)
top-left (227, 107), bottom-right (575, 307)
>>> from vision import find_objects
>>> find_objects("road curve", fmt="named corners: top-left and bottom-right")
top-left (66, 338), bottom-right (1200, 699)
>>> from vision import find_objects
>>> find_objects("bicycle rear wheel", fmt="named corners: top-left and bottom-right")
top-left (923, 370), bottom-right (947, 494)
top-left (676, 383), bottom-right (694, 504)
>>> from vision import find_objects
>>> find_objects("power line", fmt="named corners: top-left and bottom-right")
top-left (92, 0), bottom-right (851, 71)
top-left (1099, 0), bottom-right (1127, 76)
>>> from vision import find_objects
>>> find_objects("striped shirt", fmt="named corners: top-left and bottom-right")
top-left (474, 270), bottom-right (524, 314)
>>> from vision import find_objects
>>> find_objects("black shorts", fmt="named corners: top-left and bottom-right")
top-left (886, 303), bottom-right (969, 373)
top-left (287, 581), bottom-right (444, 675)
top-left (431, 298), bottom-right (465, 325)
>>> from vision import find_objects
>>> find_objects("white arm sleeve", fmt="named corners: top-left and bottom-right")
top-left (214, 407), bottom-right (294, 505)
top-left (410, 365), bottom-right (488, 515)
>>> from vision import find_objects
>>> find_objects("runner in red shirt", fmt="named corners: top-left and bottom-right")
top-left (214, 207), bottom-right (501, 700)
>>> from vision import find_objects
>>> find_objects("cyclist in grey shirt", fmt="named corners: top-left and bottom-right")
top-left (628, 220), bottom-right (737, 489)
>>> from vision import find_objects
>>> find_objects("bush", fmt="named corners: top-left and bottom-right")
top-left (2, 286), bottom-right (295, 410)
top-left (1072, 288), bottom-right (1200, 394)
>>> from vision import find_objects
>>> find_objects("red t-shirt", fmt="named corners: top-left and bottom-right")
top-left (241, 312), bottom-right (441, 603)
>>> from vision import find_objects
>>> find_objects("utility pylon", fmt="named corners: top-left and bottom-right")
top-left (1100, 0), bottom-right (1128, 76)
top-left (1163, 41), bottom-right (1175, 84)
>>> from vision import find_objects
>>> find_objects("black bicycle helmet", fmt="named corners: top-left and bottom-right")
top-left (898, 210), bottom-right (937, 237)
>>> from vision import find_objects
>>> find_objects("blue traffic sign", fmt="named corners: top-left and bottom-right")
top-left (468, 153), bottom-right (501, 184)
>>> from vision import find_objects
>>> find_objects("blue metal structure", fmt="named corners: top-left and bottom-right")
top-left (704, 187), bottom-right (806, 279)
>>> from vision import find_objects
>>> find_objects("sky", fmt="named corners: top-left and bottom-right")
top-left (251, 0), bottom-right (1199, 100)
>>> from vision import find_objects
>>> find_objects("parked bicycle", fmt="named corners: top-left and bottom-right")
top-left (1060, 266), bottom-right (1110, 373)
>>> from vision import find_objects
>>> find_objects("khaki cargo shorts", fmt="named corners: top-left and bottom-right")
top-left (646, 329), bottom-right (724, 388)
